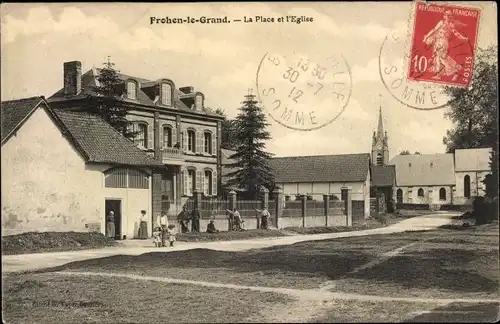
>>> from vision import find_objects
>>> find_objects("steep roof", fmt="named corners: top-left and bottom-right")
top-left (1, 96), bottom-right (46, 144)
top-left (52, 109), bottom-right (164, 167)
top-left (389, 153), bottom-right (455, 186)
top-left (454, 148), bottom-right (492, 172)
top-left (270, 153), bottom-right (371, 183)
top-left (48, 68), bottom-right (223, 119)
top-left (371, 165), bottom-right (396, 187)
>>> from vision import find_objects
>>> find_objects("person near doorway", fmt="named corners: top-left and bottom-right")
top-left (191, 208), bottom-right (201, 232)
top-left (206, 220), bottom-right (219, 233)
top-left (177, 206), bottom-right (190, 233)
top-left (157, 212), bottom-right (169, 247)
top-left (255, 207), bottom-right (270, 229)
top-left (138, 210), bottom-right (148, 239)
top-left (106, 211), bottom-right (115, 239)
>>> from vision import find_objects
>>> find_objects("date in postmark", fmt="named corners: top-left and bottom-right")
top-left (407, 2), bottom-right (481, 87)
top-left (255, 52), bottom-right (352, 131)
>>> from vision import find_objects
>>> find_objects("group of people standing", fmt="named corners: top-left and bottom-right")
top-left (105, 205), bottom-right (272, 243)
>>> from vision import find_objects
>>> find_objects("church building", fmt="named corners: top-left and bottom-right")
top-left (370, 103), bottom-right (493, 207)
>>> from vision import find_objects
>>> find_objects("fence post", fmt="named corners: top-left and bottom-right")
top-left (323, 194), bottom-right (330, 227)
top-left (228, 190), bottom-right (237, 231)
top-left (273, 188), bottom-right (283, 228)
top-left (346, 187), bottom-right (352, 226)
top-left (301, 194), bottom-right (307, 228)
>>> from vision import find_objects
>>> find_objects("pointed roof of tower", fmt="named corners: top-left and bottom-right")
top-left (377, 106), bottom-right (384, 137)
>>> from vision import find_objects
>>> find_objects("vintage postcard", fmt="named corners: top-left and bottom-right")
top-left (1, 2), bottom-right (498, 323)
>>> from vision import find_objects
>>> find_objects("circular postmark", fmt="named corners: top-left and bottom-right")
top-left (255, 52), bottom-right (352, 131)
top-left (379, 2), bottom-right (477, 111)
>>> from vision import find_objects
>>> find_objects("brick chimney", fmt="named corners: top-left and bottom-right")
top-left (63, 61), bottom-right (82, 96)
top-left (179, 86), bottom-right (194, 94)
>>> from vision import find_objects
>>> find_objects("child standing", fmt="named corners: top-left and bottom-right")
top-left (152, 227), bottom-right (162, 247)
top-left (167, 224), bottom-right (176, 247)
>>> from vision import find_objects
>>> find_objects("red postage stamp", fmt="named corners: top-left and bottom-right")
top-left (407, 2), bottom-right (481, 87)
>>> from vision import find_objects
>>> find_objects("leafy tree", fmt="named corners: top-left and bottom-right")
top-left (84, 58), bottom-right (137, 139)
top-left (441, 46), bottom-right (498, 201)
top-left (225, 91), bottom-right (275, 199)
top-left (214, 108), bottom-right (239, 150)
top-left (442, 46), bottom-right (498, 153)
top-left (399, 150), bottom-right (411, 155)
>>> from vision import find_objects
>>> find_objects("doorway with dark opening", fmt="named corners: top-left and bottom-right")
top-left (105, 199), bottom-right (122, 240)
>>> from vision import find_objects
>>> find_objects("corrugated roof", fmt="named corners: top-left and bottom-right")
top-left (371, 165), bottom-right (396, 187)
top-left (1, 96), bottom-right (45, 144)
top-left (52, 109), bottom-right (164, 167)
top-left (48, 68), bottom-right (223, 118)
top-left (454, 148), bottom-right (492, 171)
top-left (389, 153), bottom-right (455, 186)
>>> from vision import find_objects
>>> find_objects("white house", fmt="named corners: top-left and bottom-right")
top-left (453, 148), bottom-right (492, 204)
top-left (389, 148), bottom-right (492, 205)
top-left (222, 150), bottom-right (371, 218)
top-left (1, 96), bottom-right (164, 238)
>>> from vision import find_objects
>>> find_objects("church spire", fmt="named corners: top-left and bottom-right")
top-left (377, 95), bottom-right (384, 139)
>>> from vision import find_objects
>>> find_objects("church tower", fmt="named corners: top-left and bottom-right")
top-left (371, 105), bottom-right (389, 165)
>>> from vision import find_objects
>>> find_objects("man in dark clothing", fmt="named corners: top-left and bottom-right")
top-left (206, 220), bottom-right (219, 233)
top-left (191, 208), bottom-right (201, 232)
top-left (177, 206), bottom-right (190, 233)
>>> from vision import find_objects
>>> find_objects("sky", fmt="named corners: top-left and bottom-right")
top-left (1, 2), bottom-right (497, 159)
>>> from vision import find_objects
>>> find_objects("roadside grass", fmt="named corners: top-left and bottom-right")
top-left (175, 228), bottom-right (289, 242)
top-left (325, 223), bottom-right (499, 300)
top-left (32, 235), bottom-right (423, 290)
top-left (2, 272), bottom-right (294, 324)
top-left (308, 299), bottom-right (441, 323)
top-left (1, 231), bottom-right (117, 256)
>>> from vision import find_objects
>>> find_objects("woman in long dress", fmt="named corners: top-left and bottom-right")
top-left (138, 210), bottom-right (148, 239)
top-left (423, 10), bottom-right (468, 81)
top-left (106, 211), bottom-right (115, 239)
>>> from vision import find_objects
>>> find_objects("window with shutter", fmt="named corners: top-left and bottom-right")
top-left (183, 130), bottom-right (188, 151)
top-left (211, 170), bottom-right (217, 196)
top-left (196, 130), bottom-right (201, 153)
top-left (211, 133), bottom-right (216, 156)
top-left (196, 170), bottom-right (202, 192)
top-left (203, 132), bottom-right (212, 154)
top-left (161, 83), bottom-right (172, 106)
top-left (147, 124), bottom-right (153, 149)
top-left (127, 81), bottom-right (137, 100)
top-left (201, 172), bottom-right (206, 196)
top-left (187, 130), bottom-right (196, 153)
top-left (163, 126), bottom-right (172, 148)
top-left (135, 123), bottom-right (148, 148)
top-left (172, 127), bottom-right (177, 148)
top-left (195, 94), bottom-right (203, 110)
top-left (182, 170), bottom-right (188, 196)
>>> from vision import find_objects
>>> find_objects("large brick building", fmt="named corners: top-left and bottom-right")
top-left (48, 61), bottom-right (225, 220)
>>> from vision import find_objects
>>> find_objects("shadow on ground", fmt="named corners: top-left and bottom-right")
top-left (25, 228), bottom-right (499, 296)
top-left (403, 302), bottom-right (500, 322)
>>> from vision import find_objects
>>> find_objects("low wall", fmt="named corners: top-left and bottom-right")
top-left (352, 200), bottom-right (365, 223)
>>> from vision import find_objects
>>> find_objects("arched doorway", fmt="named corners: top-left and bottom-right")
top-left (396, 189), bottom-right (403, 204)
top-left (464, 175), bottom-right (471, 198)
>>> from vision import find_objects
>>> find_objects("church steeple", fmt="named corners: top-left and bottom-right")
top-left (372, 96), bottom-right (389, 166)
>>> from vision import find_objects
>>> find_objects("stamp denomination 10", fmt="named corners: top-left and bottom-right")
top-left (256, 52), bottom-right (352, 131)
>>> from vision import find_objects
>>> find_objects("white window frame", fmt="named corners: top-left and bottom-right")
top-left (203, 170), bottom-right (212, 196)
top-left (187, 130), bottom-right (196, 153)
top-left (161, 83), bottom-right (172, 106)
top-left (204, 132), bottom-right (212, 154)
top-left (195, 94), bottom-right (203, 110)
top-left (127, 81), bottom-right (137, 100)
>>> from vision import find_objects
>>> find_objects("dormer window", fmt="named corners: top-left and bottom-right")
top-left (127, 81), bottom-right (137, 100)
top-left (161, 83), bottom-right (172, 106)
top-left (195, 94), bottom-right (203, 110)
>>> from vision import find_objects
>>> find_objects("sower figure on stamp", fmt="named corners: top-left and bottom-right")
top-left (255, 207), bottom-right (270, 230)
top-left (423, 10), bottom-right (468, 81)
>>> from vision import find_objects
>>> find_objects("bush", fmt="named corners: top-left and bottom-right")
top-left (472, 196), bottom-right (498, 225)
top-left (374, 213), bottom-right (389, 225)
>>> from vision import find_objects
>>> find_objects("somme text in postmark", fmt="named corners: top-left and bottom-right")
top-left (379, 2), bottom-right (481, 110)
top-left (256, 52), bottom-right (352, 131)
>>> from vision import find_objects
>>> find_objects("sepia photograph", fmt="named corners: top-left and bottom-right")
top-left (1, 1), bottom-right (498, 323)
